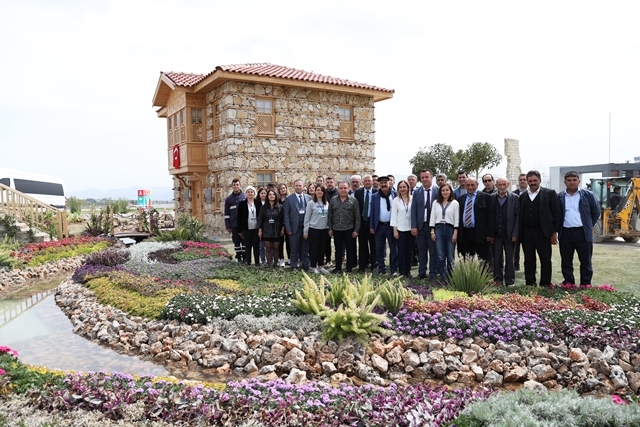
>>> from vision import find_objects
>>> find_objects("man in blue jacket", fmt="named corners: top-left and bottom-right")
top-left (370, 176), bottom-right (397, 275)
top-left (557, 171), bottom-right (600, 287)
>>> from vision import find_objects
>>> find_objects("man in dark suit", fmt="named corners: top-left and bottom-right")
top-left (370, 176), bottom-right (397, 275)
top-left (512, 173), bottom-right (528, 271)
top-left (557, 171), bottom-right (600, 286)
top-left (283, 179), bottom-right (312, 270)
top-left (519, 170), bottom-right (562, 287)
top-left (487, 177), bottom-right (520, 286)
top-left (457, 177), bottom-right (492, 261)
top-left (411, 169), bottom-right (439, 279)
top-left (354, 174), bottom-right (376, 272)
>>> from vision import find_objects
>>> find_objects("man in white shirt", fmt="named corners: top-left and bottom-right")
top-left (283, 179), bottom-right (312, 270)
top-left (557, 171), bottom-right (600, 287)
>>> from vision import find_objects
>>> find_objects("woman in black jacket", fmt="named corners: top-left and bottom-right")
top-left (238, 186), bottom-right (261, 266)
top-left (258, 189), bottom-right (284, 268)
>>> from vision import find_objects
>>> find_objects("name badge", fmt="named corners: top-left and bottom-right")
top-left (269, 219), bottom-right (275, 224)
top-left (230, 205), bottom-right (237, 210)
top-left (250, 216), bottom-right (256, 221)
top-left (299, 209), bottom-right (305, 215)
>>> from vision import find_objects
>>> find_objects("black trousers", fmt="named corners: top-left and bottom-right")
top-left (458, 227), bottom-right (488, 261)
top-left (522, 228), bottom-right (553, 286)
top-left (308, 227), bottom-right (330, 268)
top-left (358, 221), bottom-right (376, 270)
top-left (559, 227), bottom-right (593, 285)
top-left (243, 228), bottom-right (260, 265)
top-left (333, 228), bottom-right (356, 272)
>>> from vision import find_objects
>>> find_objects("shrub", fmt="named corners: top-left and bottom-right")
top-left (448, 256), bottom-right (497, 296)
top-left (0, 249), bottom-right (24, 270)
top-left (320, 296), bottom-right (391, 344)
top-left (154, 215), bottom-right (206, 241)
top-left (0, 214), bottom-right (20, 239)
top-left (84, 247), bottom-right (130, 266)
top-left (162, 291), bottom-right (301, 323)
top-left (377, 279), bottom-right (410, 314)
top-left (66, 197), bottom-right (83, 214)
top-left (292, 272), bottom-right (327, 315)
top-left (453, 388), bottom-right (640, 426)
top-left (71, 264), bottom-right (125, 284)
top-left (86, 276), bottom-right (183, 319)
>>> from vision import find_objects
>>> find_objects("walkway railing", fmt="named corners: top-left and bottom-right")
top-left (0, 183), bottom-right (68, 238)
top-left (0, 287), bottom-right (59, 327)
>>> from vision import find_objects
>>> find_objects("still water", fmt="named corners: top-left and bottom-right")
top-left (0, 282), bottom-right (169, 377)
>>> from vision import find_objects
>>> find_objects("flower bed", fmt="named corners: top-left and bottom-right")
top-left (3, 240), bottom-right (640, 425)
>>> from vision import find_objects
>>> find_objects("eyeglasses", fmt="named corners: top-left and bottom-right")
top-left (482, 179), bottom-right (492, 183)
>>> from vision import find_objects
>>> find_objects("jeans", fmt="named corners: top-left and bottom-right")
top-left (434, 224), bottom-right (455, 279)
top-left (375, 222), bottom-right (397, 273)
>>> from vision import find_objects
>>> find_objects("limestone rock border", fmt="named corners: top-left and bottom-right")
top-left (55, 280), bottom-right (640, 395)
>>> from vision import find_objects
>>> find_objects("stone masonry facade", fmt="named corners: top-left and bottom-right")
top-left (190, 81), bottom-right (377, 233)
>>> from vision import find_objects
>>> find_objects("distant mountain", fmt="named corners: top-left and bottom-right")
top-left (68, 186), bottom-right (174, 202)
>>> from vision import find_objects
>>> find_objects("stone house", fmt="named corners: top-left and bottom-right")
top-left (151, 63), bottom-right (394, 232)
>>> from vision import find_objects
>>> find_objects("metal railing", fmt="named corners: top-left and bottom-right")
top-left (0, 287), bottom-right (58, 327)
top-left (0, 183), bottom-right (68, 238)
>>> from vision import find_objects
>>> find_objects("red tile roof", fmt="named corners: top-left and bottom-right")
top-left (162, 63), bottom-right (393, 93)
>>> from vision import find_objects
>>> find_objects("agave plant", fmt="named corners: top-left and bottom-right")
top-left (447, 255), bottom-right (497, 296)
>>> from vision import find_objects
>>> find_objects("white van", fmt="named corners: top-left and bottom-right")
top-left (0, 169), bottom-right (66, 209)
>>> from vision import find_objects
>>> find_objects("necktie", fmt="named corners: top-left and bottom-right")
top-left (424, 189), bottom-right (431, 221)
top-left (363, 190), bottom-right (370, 220)
top-left (464, 196), bottom-right (473, 227)
top-left (298, 195), bottom-right (303, 209)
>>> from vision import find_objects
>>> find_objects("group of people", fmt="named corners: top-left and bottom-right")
top-left (224, 168), bottom-right (600, 287)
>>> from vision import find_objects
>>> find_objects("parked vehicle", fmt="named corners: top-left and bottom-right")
top-left (0, 168), bottom-right (66, 209)
top-left (589, 176), bottom-right (640, 243)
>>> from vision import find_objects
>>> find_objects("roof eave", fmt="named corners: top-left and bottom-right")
top-left (193, 70), bottom-right (394, 101)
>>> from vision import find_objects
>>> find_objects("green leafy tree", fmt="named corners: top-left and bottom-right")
top-left (462, 142), bottom-right (502, 179)
top-left (66, 197), bottom-right (83, 214)
top-left (409, 144), bottom-right (465, 181)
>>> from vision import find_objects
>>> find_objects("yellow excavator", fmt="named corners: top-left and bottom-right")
top-left (589, 177), bottom-right (640, 243)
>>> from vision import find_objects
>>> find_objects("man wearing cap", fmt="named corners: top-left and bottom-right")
top-left (370, 175), bottom-right (398, 275)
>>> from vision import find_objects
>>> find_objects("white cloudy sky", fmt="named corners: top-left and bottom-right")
top-left (1, 0), bottom-right (638, 194)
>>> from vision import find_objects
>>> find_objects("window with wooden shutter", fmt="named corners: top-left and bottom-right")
top-left (338, 106), bottom-right (353, 140)
top-left (256, 98), bottom-right (274, 135)
top-left (191, 108), bottom-right (203, 142)
top-left (179, 108), bottom-right (186, 142)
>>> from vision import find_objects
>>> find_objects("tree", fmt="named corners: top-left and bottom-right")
top-left (461, 142), bottom-right (503, 179)
top-left (409, 143), bottom-right (465, 181)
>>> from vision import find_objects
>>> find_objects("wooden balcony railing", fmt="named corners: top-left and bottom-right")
top-left (0, 183), bottom-right (68, 238)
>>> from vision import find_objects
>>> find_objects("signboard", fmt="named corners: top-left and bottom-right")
top-left (137, 189), bottom-right (152, 208)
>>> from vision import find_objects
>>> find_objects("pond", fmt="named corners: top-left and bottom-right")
top-left (0, 279), bottom-right (171, 377)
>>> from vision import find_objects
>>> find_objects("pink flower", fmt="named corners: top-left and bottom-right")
top-left (0, 368), bottom-right (6, 376)
top-left (0, 346), bottom-right (19, 358)
top-left (612, 395), bottom-right (628, 405)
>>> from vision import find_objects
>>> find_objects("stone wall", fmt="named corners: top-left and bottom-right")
top-left (55, 280), bottom-right (640, 396)
top-left (175, 81), bottom-right (377, 233)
